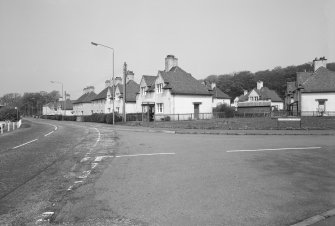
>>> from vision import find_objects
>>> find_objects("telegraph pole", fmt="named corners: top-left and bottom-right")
top-left (123, 62), bottom-right (127, 122)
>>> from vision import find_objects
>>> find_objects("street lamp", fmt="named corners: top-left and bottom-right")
top-left (91, 41), bottom-right (115, 124)
top-left (14, 107), bottom-right (18, 121)
top-left (50, 81), bottom-right (64, 120)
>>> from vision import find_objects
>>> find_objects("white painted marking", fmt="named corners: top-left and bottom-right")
top-left (78, 170), bottom-right (91, 179)
top-left (80, 157), bottom-right (90, 162)
top-left (94, 156), bottom-right (111, 162)
top-left (44, 131), bottom-right (54, 137)
top-left (67, 185), bottom-right (73, 191)
top-left (91, 163), bottom-right (98, 169)
top-left (226, 147), bottom-right (322, 153)
top-left (115, 153), bottom-right (176, 158)
top-left (74, 180), bottom-right (83, 184)
top-left (42, 212), bottom-right (54, 217)
top-left (93, 127), bottom-right (101, 147)
top-left (12, 139), bottom-right (38, 149)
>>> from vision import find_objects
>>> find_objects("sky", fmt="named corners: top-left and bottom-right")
top-left (0, 0), bottom-right (334, 99)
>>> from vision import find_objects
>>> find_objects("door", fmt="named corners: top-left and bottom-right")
top-left (194, 104), bottom-right (199, 119)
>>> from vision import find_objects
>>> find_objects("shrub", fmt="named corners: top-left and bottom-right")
top-left (0, 107), bottom-right (21, 121)
top-left (213, 104), bottom-right (235, 118)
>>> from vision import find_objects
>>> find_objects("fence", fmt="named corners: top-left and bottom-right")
top-left (0, 120), bottom-right (22, 134)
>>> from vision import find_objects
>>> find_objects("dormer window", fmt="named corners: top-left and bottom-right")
top-left (156, 83), bottom-right (163, 93)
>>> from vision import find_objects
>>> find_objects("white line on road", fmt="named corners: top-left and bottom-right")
top-left (12, 139), bottom-right (38, 149)
top-left (115, 153), bottom-right (176, 158)
top-left (93, 127), bottom-right (100, 147)
top-left (44, 131), bottom-right (54, 137)
top-left (226, 147), bottom-right (322, 153)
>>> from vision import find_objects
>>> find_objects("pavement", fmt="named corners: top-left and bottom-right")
top-left (112, 124), bottom-right (335, 136)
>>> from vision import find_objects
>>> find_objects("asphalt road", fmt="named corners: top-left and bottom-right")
top-left (1, 119), bottom-right (335, 226)
top-left (0, 118), bottom-right (118, 225)
top-left (91, 130), bottom-right (335, 226)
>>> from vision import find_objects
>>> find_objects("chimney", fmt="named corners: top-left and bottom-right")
top-left (257, 81), bottom-right (263, 90)
top-left (105, 79), bottom-right (112, 88)
top-left (86, 86), bottom-right (95, 93)
top-left (126, 70), bottom-right (134, 83)
top-left (83, 87), bottom-right (88, 94)
top-left (211, 82), bottom-right (216, 89)
top-left (114, 77), bottom-right (122, 85)
top-left (165, 55), bottom-right (178, 72)
top-left (65, 93), bottom-right (70, 100)
top-left (243, 90), bottom-right (248, 95)
top-left (313, 57), bottom-right (327, 72)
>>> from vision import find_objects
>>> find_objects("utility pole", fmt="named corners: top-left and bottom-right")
top-left (123, 62), bottom-right (127, 122)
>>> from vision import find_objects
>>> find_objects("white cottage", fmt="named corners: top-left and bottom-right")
top-left (73, 86), bottom-right (97, 116)
top-left (138, 55), bottom-right (213, 120)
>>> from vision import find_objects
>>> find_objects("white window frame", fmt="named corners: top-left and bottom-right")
top-left (141, 87), bottom-right (146, 96)
top-left (156, 83), bottom-right (163, 93)
top-left (157, 103), bottom-right (163, 113)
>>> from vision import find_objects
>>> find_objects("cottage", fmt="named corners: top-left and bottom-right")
top-left (91, 80), bottom-right (115, 114)
top-left (286, 57), bottom-right (335, 116)
top-left (137, 55), bottom-right (214, 120)
top-left (237, 81), bottom-right (283, 113)
top-left (42, 94), bottom-right (74, 116)
top-left (73, 86), bottom-right (97, 115)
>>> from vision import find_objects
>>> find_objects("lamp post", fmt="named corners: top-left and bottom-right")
top-left (91, 41), bottom-right (115, 125)
top-left (50, 81), bottom-right (64, 120)
top-left (14, 107), bottom-right (18, 121)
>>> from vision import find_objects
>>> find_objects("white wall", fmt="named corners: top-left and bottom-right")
top-left (173, 95), bottom-right (212, 114)
top-left (212, 98), bottom-right (231, 108)
top-left (271, 102), bottom-right (284, 110)
top-left (301, 93), bottom-right (335, 113)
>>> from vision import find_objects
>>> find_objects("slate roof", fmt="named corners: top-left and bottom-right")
top-left (143, 75), bottom-right (156, 87)
top-left (92, 86), bottom-right (114, 101)
top-left (117, 80), bottom-right (140, 102)
top-left (44, 99), bottom-right (73, 110)
top-left (239, 87), bottom-right (282, 102)
top-left (210, 87), bottom-right (231, 99)
top-left (301, 67), bottom-right (335, 93)
top-left (73, 92), bottom-right (97, 104)
top-left (159, 66), bottom-right (211, 96)
top-left (297, 72), bottom-right (313, 86)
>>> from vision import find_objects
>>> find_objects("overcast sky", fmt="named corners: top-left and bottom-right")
top-left (0, 0), bottom-right (334, 99)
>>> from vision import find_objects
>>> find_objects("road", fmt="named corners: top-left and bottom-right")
top-left (1, 119), bottom-right (335, 226)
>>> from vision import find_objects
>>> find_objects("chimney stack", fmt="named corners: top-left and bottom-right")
top-left (211, 82), bottom-right (216, 89)
top-left (243, 90), bottom-right (248, 95)
top-left (126, 70), bottom-right (134, 83)
top-left (257, 81), bottom-right (263, 90)
top-left (313, 57), bottom-right (327, 72)
top-left (114, 77), bottom-right (122, 85)
top-left (165, 55), bottom-right (178, 72)
top-left (105, 79), bottom-right (112, 88)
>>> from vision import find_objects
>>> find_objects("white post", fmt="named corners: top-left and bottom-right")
top-left (1, 124), bottom-right (3, 134)
top-left (13, 121), bottom-right (15, 130)
top-left (8, 122), bottom-right (10, 132)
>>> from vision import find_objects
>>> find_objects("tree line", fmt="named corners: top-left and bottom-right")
top-left (0, 91), bottom-right (60, 119)
top-left (204, 62), bottom-right (335, 100)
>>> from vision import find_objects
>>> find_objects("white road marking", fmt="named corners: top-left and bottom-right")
top-left (74, 180), bottom-right (84, 184)
top-left (78, 170), bottom-right (91, 179)
top-left (115, 153), bottom-right (176, 158)
top-left (94, 156), bottom-right (111, 162)
top-left (93, 127), bottom-right (100, 147)
top-left (226, 146), bottom-right (322, 153)
top-left (67, 185), bottom-right (73, 191)
top-left (91, 163), bottom-right (98, 169)
top-left (80, 157), bottom-right (90, 162)
top-left (44, 131), bottom-right (54, 137)
top-left (42, 212), bottom-right (54, 217)
top-left (12, 139), bottom-right (38, 149)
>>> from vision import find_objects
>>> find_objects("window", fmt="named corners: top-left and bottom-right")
top-left (157, 103), bottom-right (163, 113)
top-left (141, 87), bottom-right (146, 96)
top-left (156, 83), bottom-right (163, 93)
top-left (116, 107), bottom-right (120, 113)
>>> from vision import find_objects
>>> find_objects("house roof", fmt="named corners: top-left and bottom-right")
top-left (43, 99), bottom-right (73, 110)
top-left (117, 80), bottom-right (140, 102)
top-left (286, 81), bottom-right (296, 94)
top-left (159, 66), bottom-right (211, 96)
top-left (210, 87), bottom-right (231, 99)
top-left (239, 87), bottom-right (282, 102)
top-left (143, 75), bottom-right (156, 87)
top-left (297, 71), bottom-right (313, 86)
top-left (92, 86), bottom-right (114, 101)
top-left (73, 91), bottom-right (97, 104)
top-left (301, 67), bottom-right (335, 93)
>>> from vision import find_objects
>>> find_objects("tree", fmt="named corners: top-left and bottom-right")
top-left (0, 93), bottom-right (22, 108)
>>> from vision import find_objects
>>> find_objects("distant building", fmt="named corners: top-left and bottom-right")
top-left (203, 82), bottom-right (231, 108)
top-left (42, 94), bottom-right (74, 116)
top-left (73, 86), bottom-right (97, 115)
top-left (286, 57), bottom-right (335, 116)
top-left (236, 81), bottom-right (283, 113)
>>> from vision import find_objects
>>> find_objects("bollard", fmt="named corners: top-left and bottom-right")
top-left (8, 122), bottom-right (10, 132)
top-left (0, 124), bottom-right (3, 134)
top-left (13, 122), bottom-right (15, 130)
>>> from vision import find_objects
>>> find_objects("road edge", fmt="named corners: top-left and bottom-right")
top-left (290, 208), bottom-right (335, 226)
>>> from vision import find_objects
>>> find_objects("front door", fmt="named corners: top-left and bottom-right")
top-left (194, 104), bottom-right (199, 119)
